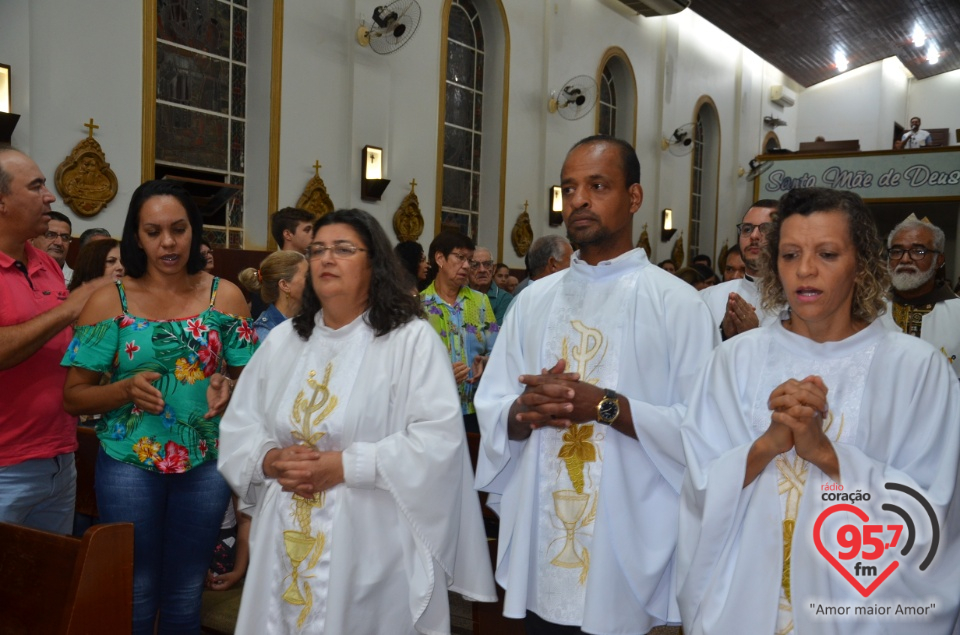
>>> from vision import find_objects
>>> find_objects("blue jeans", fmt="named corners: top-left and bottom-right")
top-left (95, 449), bottom-right (231, 635)
top-left (0, 453), bottom-right (76, 534)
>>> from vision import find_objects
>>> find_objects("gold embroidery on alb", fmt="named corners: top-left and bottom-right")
top-left (549, 321), bottom-right (606, 582)
top-left (284, 364), bottom-right (337, 628)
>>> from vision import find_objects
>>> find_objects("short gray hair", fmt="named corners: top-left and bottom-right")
top-left (528, 235), bottom-right (570, 277)
top-left (887, 217), bottom-right (945, 252)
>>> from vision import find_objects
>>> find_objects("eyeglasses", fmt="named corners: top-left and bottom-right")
top-left (446, 251), bottom-right (472, 265)
top-left (736, 222), bottom-right (772, 237)
top-left (887, 247), bottom-right (938, 261)
top-left (44, 231), bottom-right (72, 242)
top-left (469, 260), bottom-right (494, 271)
top-left (306, 243), bottom-right (368, 260)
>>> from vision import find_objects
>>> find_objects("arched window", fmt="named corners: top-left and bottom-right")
top-left (595, 48), bottom-right (637, 145)
top-left (598, 66), bottom-right (616, 137)
top-left (440, 0), bottom-right (485, 240)
top-left (688, 98), bottom-right (721, 265)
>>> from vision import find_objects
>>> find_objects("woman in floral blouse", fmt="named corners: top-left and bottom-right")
top-left (62, 180), bottom-right (258, 634)
top-left (421, 230), bottom-right (498, 433)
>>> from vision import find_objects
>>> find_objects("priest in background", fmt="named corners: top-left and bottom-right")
top-left (880, 214), bottom-right (960, 378)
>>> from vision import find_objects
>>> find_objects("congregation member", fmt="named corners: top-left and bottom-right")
top-left (421, 230), bottom-right (499, 434)
top-left (271, 206), bottom-right (316, 254)
top-left (238, 250), bottom-right (308, 341)
top-left (31, 210), bottom-right (74, 284)
top-left (77, 226), bottom-right (112, 249)
top-left (475, 135), bottom-right (716, 634)
top-left (678, 188), bottom-right (960, 634)
top-left (880, 214), bottom-right (960, 378)
top-left (512, 234), bottom-right (574, 296)
top-left (218, 209), bottom-right (496, 634)
top-left (469, 245), bottom-right (513, 323)
top-left (0, 146), bottom-right (108, 533)
top-left (393, 239), bottom-right (429, 292)
top-left (658, 258), bottom-right (677, 273)
top-left (62, 179), bottom-right (257, 634)
top-left (200, 238), bottom-right (215, 273)
top-left (494, 262), bottom-right (511, 289)
top-left (67, 237), bottom-right (124, 291)
top-left (895, 116), bottom-right (932, 149)
top-left (503, 274), bottom-right (519, 294)
top-left (700, 199), bottom-right (779, 341)
top-left (721, 245), bottom-right (746, 281)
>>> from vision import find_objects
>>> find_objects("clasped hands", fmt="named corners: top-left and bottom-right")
top-left (508, 359), bottom-right (605, 440)
top-left (760, 375), bottom-right (838, 476)
top-left (452, 354), bottom-right (488, 385)
top-left (263, 446), bottom-right (344, 498)
top-left (124, 370), bottom-right (235, 419)
top-left (721, 292), bottom-right (760, 340)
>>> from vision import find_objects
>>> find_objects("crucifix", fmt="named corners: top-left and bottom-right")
top-left (409, 178), bottom-right (417, 192)
top-left (312, 160), bottom-right (322, 178)
top-left (83, 118), bottom-right (99, 139)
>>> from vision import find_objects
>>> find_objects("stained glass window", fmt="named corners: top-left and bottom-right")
top-left (440, 0), bottom-right (484, 240)
top-left (689, 117), bottom-right (705, 262)
top-left (156, 0), bottom-right (247, 248)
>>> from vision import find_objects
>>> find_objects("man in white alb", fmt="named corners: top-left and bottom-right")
top-left (880, 214), bottom-right (960, 377)
top-left (700, 200), bottom-right (779, 341)
top-left (475, 135), bottom-right (716, 634)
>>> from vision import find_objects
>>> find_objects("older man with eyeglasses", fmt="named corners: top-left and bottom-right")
top-left (700, 199), bottom-right (780, 342)
top-left (880, 214), bottom-right (960, 378)
top-left (468, 246), bottom-right (513, 323)
top-left (31, 210), bottom-right (74, 284)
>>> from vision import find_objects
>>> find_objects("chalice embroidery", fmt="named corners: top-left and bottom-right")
top-left (283, 365), bottom-right (337, 628)
top-left (549, 321), bottom-right (605, 584)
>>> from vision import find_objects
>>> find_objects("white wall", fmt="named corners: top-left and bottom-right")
top-left (5, 0), bottom-right (956, 266)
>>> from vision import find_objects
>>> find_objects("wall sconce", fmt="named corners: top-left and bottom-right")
top-left (660, 208), bottom-right (677, 242)
top-left (549, 185), bottom-right (563, 227)
top-left (360, 145), bottom-right (390, 201)
top-left (0, 63), bottom-right (19, 144)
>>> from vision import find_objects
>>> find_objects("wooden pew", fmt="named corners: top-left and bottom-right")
top-left (0, 522), bottom-right (133, 635)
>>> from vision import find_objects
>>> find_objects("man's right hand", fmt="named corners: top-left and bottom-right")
top-left (63, 275), bottom-right (113, 320)
top-left (720, 292), bottom-right (759, 340)
top-left (507, 359), bottom-right (580, 440)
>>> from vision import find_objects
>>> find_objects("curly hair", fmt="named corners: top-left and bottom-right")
top-left (292, 209), bottom-right (421, 340)
top-left (758, 187), bottom-right (889, 324)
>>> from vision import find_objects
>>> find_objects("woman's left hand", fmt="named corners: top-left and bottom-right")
top-left (205, 373), bottom-right (235, 419)
top-left (277, 451), bottom-right (345, 498)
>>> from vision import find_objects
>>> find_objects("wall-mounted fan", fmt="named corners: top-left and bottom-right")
top-left (661, 123), bottom-right (695, 156)
top-left (744, 158), bottom-right (773, 181)
top-left (763, 114), bottom-right (787, 128)
top-left (356, 0), bottom-right (422, 55)
top-left (547, 75), bottom-right (599, 121)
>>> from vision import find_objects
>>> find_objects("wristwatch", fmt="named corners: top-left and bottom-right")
top-left (596, 389), bottom-right (620, 425)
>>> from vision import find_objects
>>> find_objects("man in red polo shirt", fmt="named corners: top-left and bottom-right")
top-left (0, 146), bottom-right (108, 534)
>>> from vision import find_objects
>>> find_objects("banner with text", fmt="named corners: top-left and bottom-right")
top-left (759, 149), bottom-right (960, 200)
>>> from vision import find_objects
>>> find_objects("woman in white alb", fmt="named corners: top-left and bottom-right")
top-left (678, 188), bottom-right (960, 635)
top-left (218, 209), bottom-right (495, 634)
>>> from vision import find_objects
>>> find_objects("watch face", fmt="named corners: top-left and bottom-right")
top-left (599, 399), bottom-right (619, 422)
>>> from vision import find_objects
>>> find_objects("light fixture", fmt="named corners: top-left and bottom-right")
top-left (549, 185), bottom-right (563, 226)
top-left (912, 24), bottom-right (926, 48)
top-left (834, 50), bottom-right (848, 73)
top-left (360, 145), bottom-right (390, 201)
top-left (661, 208), bottom-right (677, 242)
top-left (0, 63), bottom-right (9, 113)
top-left (927, 42), bottom-right (940, 65)
top-left (0, 63), bottom-right (20, 144)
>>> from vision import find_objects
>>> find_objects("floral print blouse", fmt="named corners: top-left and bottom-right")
top-left (421, 282), bottom-right (499, 414)
top-left (62, 278), bottom-right (258, 473)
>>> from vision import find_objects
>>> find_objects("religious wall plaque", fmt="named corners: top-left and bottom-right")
top-left (296, 161), bottom-right (334, 218)
top-left (55, 119), bottom-right (118, 217)
top-left (393, 179), bottom-right (424, 242)
top-left (511, 201), bottom-right (534, 257)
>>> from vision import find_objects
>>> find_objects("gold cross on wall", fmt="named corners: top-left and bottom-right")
top-left (312, 161), bottom-right (322, 178)
top-left (409, 178), bottom-right (417, 192)
top-left (83, 118), bottom-right (99, 139)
